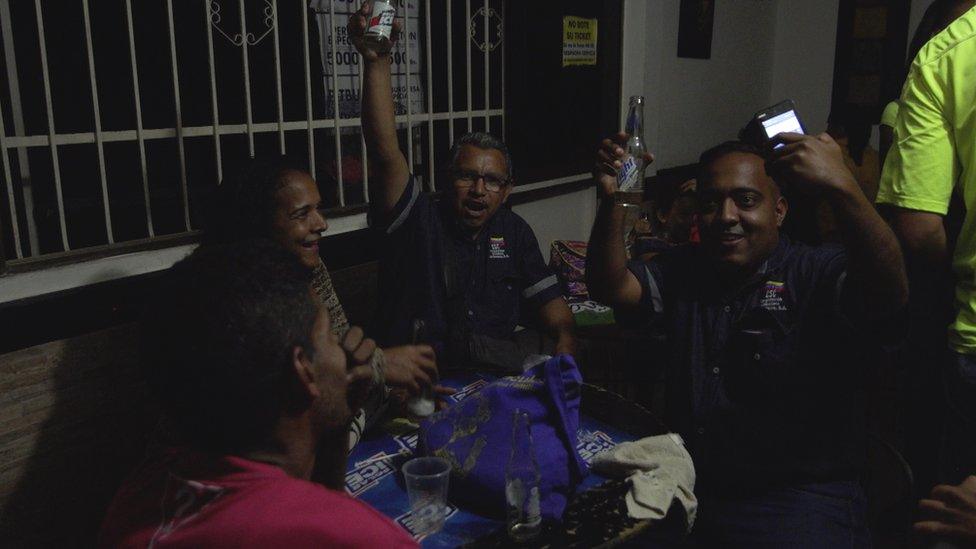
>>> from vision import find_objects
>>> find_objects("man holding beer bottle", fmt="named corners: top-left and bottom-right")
top-left (588, 132), bottom-right (907, 546)
top-left (348, 2), bottom-right (575, 370)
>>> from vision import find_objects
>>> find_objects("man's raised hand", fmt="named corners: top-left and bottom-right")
top-left (594, 133), bottom-right (654, 199)
top-left (767, 132), bottom-right (857, 196)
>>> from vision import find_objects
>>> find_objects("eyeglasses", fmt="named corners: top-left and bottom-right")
top-left (451, 170), bottom-right (510, 193)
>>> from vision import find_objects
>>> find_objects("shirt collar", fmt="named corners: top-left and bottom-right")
top-left (739, 233), bottom-right (790, 285)
top-left (762, 233), bottom-right (790, 274)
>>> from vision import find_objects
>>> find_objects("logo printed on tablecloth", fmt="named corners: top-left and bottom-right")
top-left (449, 379), bottom-right (489, 403)
top-left (394, 432), bottom-right (419, 453)
top-left (570, 300), bottom-right (612, 315)
top-left (345, 453), bottom-right (396, 496)
top-left (576, 430), bottom-right (617, 464)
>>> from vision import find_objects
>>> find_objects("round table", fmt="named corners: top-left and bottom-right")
top-left (461, 384), bottom-right (687, 548)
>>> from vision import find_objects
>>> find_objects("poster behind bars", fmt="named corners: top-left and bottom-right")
top-left (310, 0), bottom-right (425, 122)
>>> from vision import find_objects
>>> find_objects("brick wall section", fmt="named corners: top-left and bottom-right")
top-left (0, 323), bottom-right (158, 546)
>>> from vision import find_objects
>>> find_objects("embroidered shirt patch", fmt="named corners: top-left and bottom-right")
top-left (760, 280), bottom-right (788, 311)
top-left (489, 236), bottom-right (509, 259)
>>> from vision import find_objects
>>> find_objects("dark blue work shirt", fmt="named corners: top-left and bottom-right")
top-left (370, 176), bottom-right (562, 354)
top-left (626, 236), bottom-right (874, 493)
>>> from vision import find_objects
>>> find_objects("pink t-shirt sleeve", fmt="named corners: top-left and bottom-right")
top-left (100, 461), bottom-right (419, 549)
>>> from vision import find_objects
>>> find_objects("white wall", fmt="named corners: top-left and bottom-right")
top-left (621, 0), bottom-right (841, 170)
top-left (654, 0), bottom-right (779, 167)
top-left (512, 187), bottom-right (597, 255)
top-left (771, 0), bottom-right (841, 134)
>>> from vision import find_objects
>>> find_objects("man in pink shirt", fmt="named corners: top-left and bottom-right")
top-left (98, 239), bottom-right (417, 548)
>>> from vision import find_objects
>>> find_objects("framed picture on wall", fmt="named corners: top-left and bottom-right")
top-left (831, 0), bottom-right (910, 121)
top-left (677, 0), bottom-right (715, 59)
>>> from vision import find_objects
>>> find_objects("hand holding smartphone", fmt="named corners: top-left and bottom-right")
top-left (754, 100), bottom-right (806, 149)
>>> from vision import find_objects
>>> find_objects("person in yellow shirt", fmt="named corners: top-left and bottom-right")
top-left (877, 0), bottom-right (976, 514)
top-left (879, 0), bottom-right (976, 168)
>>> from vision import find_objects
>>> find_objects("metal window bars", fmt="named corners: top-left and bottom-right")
top-left (0, 0), bottom-right (504, 264)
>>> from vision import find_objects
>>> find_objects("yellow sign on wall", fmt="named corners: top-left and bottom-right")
top-left (562, 16), bottom-right (598, 67)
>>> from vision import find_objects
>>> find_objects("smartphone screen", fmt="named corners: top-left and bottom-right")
top-left (761, 110), bottom-right (804, 148)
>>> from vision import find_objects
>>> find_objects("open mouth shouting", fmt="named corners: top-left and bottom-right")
top-left (462, 199), bottom-right (488, 220)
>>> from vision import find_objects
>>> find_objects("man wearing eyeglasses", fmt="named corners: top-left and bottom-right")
top-left (350, 5), bottom-right (575, 371)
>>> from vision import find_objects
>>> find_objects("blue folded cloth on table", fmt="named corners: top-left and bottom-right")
top-left (418, 355), bottom-right (589, 521)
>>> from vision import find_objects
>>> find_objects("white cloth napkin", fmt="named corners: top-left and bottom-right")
top-left (590, 433), bottom-right (697, 531)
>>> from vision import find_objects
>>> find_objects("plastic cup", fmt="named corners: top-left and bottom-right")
top-left (402, 457), bottom-right (451, 536)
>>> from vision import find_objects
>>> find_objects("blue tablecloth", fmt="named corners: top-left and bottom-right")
top-left (344, 373), bottom-right (640, 547)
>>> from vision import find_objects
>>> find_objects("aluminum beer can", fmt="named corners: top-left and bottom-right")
top-left (365, 1), bottom-right (397, 46)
